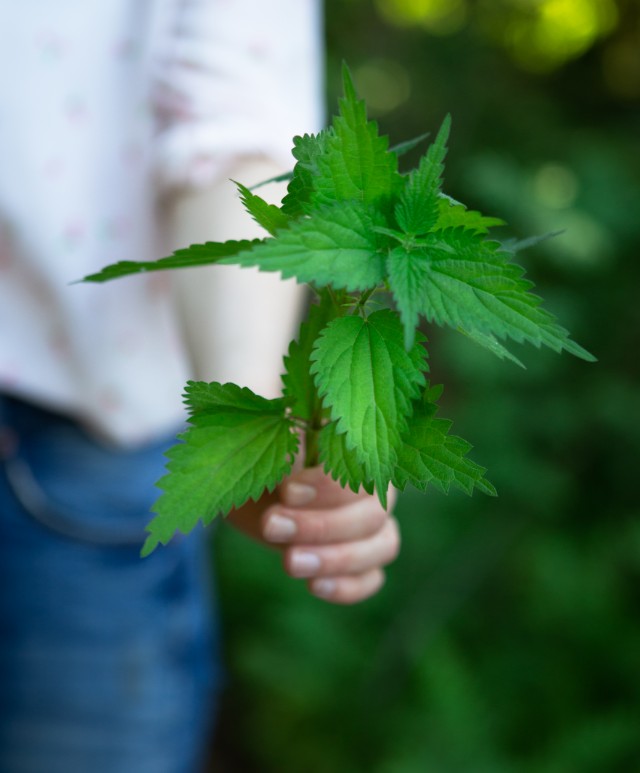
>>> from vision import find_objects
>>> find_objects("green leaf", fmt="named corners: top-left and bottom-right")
top-left (282, 290), bottom-right (338, 421)
top-left (500, 230), bottom-right (564, 253)
top-left (386, 245), bottom-right (430, 350)
top-left (393, 388), bottom-right (497, 497)
top-left (234, 181), bottom-right (289, 236)
top-left (318, 420), bottom-right (375, 495)
top-left (395, 114), bottom-right (451, 236)
top-left (457, 328), bottom-right (525, 368)
top-left (249, 170), bottom-right (294, 191)
top-left (310, 309), bottom-right (427, 505)
top-left (281, 131), bottom-right (332, 217)
top-left (313, 64), bottom-right (400, 207)
top-left (183, 380), bottom-right (287, 415)
top-left (222, 200), bottom-right (387, 292)
top-left (142, 382), bottom-right (298, 556)
top-left (389, 132), bottom-right (430, 158)
top-left (393, 228), bottom-right (596, 362)
top-left (434, 197), bottom-right (505, 234)
top-left (80, 239), bottom-right (261, 283)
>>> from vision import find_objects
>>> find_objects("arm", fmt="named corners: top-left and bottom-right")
top-left (163, 159), bottom-right (401, 604)
top-left (164, 157), bottom-right (305, 397)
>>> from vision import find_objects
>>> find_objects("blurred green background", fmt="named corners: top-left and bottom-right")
top-left (211, 1), bottom-right (640, 770)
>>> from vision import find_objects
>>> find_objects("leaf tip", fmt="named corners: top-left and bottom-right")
top-left (480, 479), bottom-right (498, 497)
top-left (573, 345), bottom-right (597, 363)
top-left (439, 113), bottom-right (452, 143)
top-left (341, 61), bottom-right (355, 98)
top-left (140, 534), bottom-right (159, 558)
top-left (231, 178), bottom-right (249, 196)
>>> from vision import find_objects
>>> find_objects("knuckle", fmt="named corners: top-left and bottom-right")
top-left (332, 578), bottom-right (365, 605)
top-left (333, 587), bottom-right (361, 605)
top-left (340, 570), bottom-right (386, 604)
top-left (307, 514), bottom-right (329, 543)
top-left (369, 569), bottom-right (386, 598)
top-left (366, 501), bottom-right (388, 532)
top-left (311, 569), bottom-right (386, 605)
top-left (383, 518), bottom-right (401, 563)
top-left (324, 544), bottom-right (352, 574)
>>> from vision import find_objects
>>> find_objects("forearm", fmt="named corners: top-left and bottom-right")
top-left (163, 157), bottom-right (306, 398)
top-left (163, 158), bottom-right (400, 606)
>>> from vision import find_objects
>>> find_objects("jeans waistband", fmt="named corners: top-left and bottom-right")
top-left (0, 393), bottom-right (76, 440)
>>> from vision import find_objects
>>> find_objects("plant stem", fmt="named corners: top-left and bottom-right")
top-left (303, 382), bottom-right (326, 469)
top-left (352, 287), bottom-right (375, 316)
top-left (304, 424), bottom-right (321, 468)
top-left (301, 285), bottom-right (346, 469)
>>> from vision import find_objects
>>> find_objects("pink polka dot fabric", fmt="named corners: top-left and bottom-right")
top-left (0, 0), bottom-right (323, 445)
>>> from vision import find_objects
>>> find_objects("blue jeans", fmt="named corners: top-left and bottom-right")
top-left (0, 396), bottom-right (221, 773)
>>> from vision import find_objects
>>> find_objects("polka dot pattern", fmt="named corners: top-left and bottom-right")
top-left (0, 0), bottom-right (322, 445)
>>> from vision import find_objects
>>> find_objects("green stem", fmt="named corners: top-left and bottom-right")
top-left (326, 285), bottom-right (340, 309)
top-left (301, 286), bottom-right (346, 469)
top-left (304, 423), bottom-right (321, 468)
top-left (352, 287), bottom-right (375, 316)
top-left (303, 367), bottom-right (326, 469)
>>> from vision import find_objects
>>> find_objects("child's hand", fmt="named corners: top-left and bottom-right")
top-left (227, 466), bottom-right (399, 605)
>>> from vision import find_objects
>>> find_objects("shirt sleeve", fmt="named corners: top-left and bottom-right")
top-left (152, 0), bottom-right (325, 191)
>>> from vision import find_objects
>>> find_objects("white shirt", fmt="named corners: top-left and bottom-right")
top-left (0, 0), bottom-right (323, 444)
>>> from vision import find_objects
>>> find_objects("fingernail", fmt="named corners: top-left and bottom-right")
top-left (283, 482), bottom-right (316, 507)
top-left (311, 578), bottom-right (336, 599)
top-left (264, 513), bottom-right (297, 542)
top-left (290, 551), bottom-right (321, 577)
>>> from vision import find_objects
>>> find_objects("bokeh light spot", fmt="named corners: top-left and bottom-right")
top-left (504, 0), bottom-right (619, 72)
top-left (550, 210), bottom-right (613, 268)
top-left (532, 164), bottom-right (580, 209)
top-left (375, 0), bottom-right (468, 35)
top-left (354, 59), bottom-right (412, 115)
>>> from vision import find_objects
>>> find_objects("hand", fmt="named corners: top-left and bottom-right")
top-left (226, 466), bottom-right (400, 605)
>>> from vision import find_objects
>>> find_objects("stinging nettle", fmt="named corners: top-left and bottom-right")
top-left (82, 65), bottom-right (595, 556)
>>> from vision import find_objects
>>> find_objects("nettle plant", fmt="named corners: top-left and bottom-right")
top-left (84, 66), bottom-right (594, 556)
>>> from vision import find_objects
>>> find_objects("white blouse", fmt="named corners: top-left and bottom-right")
top-left (0, 0), bottom-right (323, 445)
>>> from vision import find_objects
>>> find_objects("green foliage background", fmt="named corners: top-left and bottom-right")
top-left (211, 1), bottom-right (640, 770)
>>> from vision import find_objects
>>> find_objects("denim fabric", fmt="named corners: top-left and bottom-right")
top-left (0, 396), bottom-right (221, 773)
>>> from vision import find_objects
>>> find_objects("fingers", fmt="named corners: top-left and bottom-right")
top-left (267, 510), bottom-right (400, 604)
top-left (262, 495), bottom-right (388, 545)
top-left (283, 516), bottom-right (400, 579)
top-left (279, 466), bottom-right (371, 510)
top-left (265, 467), bottom-right (400, 604)
top-left (230, 465), bottom-right (401, 605)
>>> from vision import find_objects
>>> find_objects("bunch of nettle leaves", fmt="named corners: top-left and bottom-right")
top-left (84, 66), bottom-right (594, 556)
